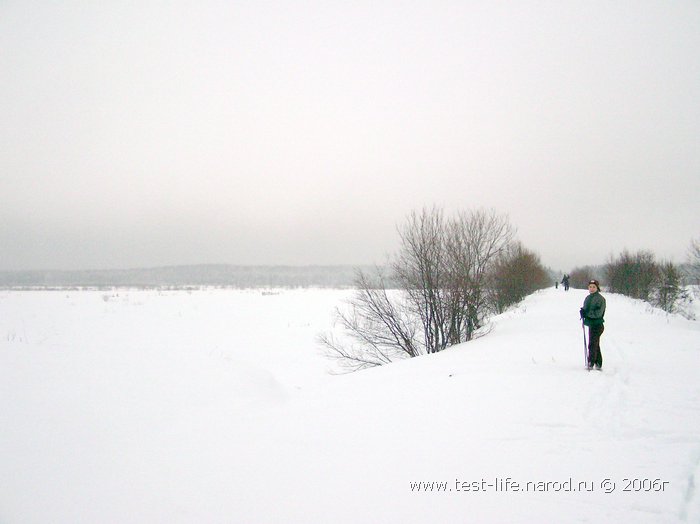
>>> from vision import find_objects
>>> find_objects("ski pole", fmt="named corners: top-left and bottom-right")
top-left (582, 321), bottom-right (588, 367)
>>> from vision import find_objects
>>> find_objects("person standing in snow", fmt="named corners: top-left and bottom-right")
top-left (561, 274), bottom-right (570, 291)
top-left (580, 279), bottom-right (606, 370)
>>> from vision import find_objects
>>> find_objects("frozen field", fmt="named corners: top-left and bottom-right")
top-left (1, 287), bottom-right (699, 523)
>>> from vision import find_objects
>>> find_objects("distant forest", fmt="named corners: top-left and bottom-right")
top-left (0, 265), bottom-right (374, 289)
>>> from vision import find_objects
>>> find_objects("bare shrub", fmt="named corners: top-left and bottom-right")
top-left (605, 250), bottom-right (659, 301)
top-left (489, 242), bottom-right (550, 313)
top-left (320, 207), bottom-right (516, 371)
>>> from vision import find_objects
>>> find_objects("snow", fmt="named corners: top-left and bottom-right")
top-left (1, 287), bottom-right (699, 523)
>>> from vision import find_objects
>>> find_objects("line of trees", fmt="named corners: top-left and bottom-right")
top-left (603, 249), bottom-right (693, 316)
top-left (568, 237), bottom-right (700, 318)
top-left (319, 207), bottom-right (551, 372)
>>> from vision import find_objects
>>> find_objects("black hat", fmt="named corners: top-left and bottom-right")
top-left (588, 279), bottom-right (600, 290)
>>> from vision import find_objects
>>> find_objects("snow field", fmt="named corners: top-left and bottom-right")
top-left (1, 287), bottom-right (699, 523)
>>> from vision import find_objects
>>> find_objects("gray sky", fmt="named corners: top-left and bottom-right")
top-left (1, 1), bottom-right (699, 272)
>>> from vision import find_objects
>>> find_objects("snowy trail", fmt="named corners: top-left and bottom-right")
top-left (0, 287), bottom-right (699, 523)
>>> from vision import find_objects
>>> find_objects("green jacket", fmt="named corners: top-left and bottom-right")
top-left (582, 291), bottom-right (606, 327)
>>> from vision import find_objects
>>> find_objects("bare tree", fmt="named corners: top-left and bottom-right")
top-left (391, 207), bottom-right (514, 352)
top-left (392, 207), bottom-right (450, 354)
top-left (443, 209), bottom-right (515, 341)
top-left (318, 268), bottom-right (420, 373)
top-left (320, 207), bottom-right (515, 372)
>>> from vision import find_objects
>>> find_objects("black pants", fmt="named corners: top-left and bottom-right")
top-left (588, 324), bottom-right (604, 368)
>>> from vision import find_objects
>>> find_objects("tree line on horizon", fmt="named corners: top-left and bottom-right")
top-left (0, 265), bottom-right (372, 289)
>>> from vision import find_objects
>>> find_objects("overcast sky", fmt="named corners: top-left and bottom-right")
top-left (1, 1), bottom-right (698, 272)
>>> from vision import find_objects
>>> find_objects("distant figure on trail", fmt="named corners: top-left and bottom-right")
top-left (580, 279), bottom-right (606, 370)
top-left (561, 274), bottom-right (570, 291)
top-left (555, 280), bottom-right (559, 289)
